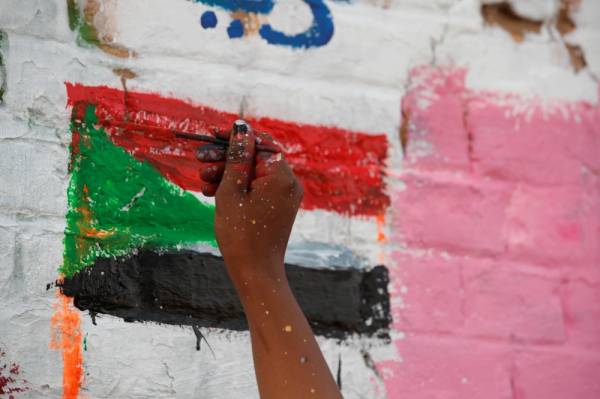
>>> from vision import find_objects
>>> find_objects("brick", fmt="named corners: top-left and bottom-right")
top-left (391, 251), bottom-right (463, 333)
top-left (0, 113), bottom-right (64, 143)
top-left (503, 184), bottom-right (600, 266)
top-left (0, 141), bottom-right (67, 216)
top-left (0, 304), bottom-right (63, 397)
top-left (392, 173), bottom-right (511, 256)
top-left (19, 231), bottom-right (63, 299)
top-left (514, 351), bottom-right (600, 399)
top-left (379, 336), bottom-right (513, 399)
top-left (402, 66), bottom-right (471, 170)
top-left (468, 94), bottom-right (600, 186)
top-left (563, 280), bottom-right (600, 350)
top-left (0, 0), bottom-right (71, 43)
top-left (462, 264), bottom-right (565, 343)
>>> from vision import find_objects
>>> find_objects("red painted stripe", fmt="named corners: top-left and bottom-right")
top-left (66, 83), bottom-right (389, 216)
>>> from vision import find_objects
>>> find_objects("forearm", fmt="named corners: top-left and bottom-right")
top-left (227, 261), bottom-right (342, 399)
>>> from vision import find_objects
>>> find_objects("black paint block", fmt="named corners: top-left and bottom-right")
top-left (60, 251), bottom-right (391, 338)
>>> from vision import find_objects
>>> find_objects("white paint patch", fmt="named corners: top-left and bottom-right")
top-left (74, 315), bottom-right (393, 399)
top-left (506, 0), bottom-right (558, 21)
top-left (291, 209), bottom-right (383, 266)
top-left (441, 3), bottom-right (598, 103)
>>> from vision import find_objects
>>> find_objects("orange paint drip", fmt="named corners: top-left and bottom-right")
top-left (376, 213), bottom-right (387, 243)
top-left (51, 287), bottom-right (83, 399)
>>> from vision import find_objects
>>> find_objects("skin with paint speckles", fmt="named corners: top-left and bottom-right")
top-left (199, 120), bottom-right (343, 399)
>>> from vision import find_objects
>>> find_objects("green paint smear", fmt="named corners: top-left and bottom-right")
top-left (66, 0), bottom-right (101, 47)
top-left (61, 105), bottom-right (216, 277)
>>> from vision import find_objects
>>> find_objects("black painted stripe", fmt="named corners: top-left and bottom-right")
top-left (59, 251), bottom-right (391, 339)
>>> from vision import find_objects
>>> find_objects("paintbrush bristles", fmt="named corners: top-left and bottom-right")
top-left (174, 132), bottom-right (278, 153)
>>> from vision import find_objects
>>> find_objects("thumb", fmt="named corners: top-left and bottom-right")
top-left (219, 119), bottom-right (256, 195)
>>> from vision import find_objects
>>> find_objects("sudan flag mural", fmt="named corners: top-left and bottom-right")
top-left (62, 103), bottom-right (216, 278)
top-left (59, 83), bottom-right (391, 340)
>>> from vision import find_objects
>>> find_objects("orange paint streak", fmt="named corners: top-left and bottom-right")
top-left (78, 184), bottom-right (115, 240)
top-left (51, 287), bottom-right (83, 399)
top-left (376, 213), bottom-right (387, 243)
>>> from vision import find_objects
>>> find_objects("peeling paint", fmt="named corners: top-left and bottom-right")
top-left (481, 2), bottom-right (543, 42)
top-left (67, 0), bottom-right (134, 57)
top-left (557, 0), bottom-right (588, 71)
top-left (481, 0), bottom-right (588, 72)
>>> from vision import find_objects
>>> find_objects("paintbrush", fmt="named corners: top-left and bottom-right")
top-left (175, 131), bottom-right (279, 153)
top-left (175, 119), bottom-right (279, 153)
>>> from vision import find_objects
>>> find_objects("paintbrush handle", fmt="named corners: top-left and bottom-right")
top-left (175, 132), bottom-right (229, 145)
top-left (175, 132), bottom-right (279, 153)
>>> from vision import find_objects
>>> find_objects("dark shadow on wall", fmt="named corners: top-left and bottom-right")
top-left (0, 30), bottom-right (7, 104)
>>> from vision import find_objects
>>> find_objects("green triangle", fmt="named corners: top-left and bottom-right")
top-left (61, 104), bottom-right (215, 277)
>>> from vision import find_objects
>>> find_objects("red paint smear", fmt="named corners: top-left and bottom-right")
top-left (50, 290), bottom-right (83, 399)
top-left (65, 83), bottom-right (389, 216)
top-left (0, 350), bottom-right (28, 398)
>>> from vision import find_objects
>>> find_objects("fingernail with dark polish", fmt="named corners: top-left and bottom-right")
top-left (233, 119), bottom-right (250, 136)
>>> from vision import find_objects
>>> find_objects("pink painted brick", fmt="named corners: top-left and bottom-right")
top-left (402, 66), bottom-right (600, 185)
top-left (462, 264), bottom-right (565, 344)
top-left (563, 280), bottom-right (600, 350)
top-left (402, 66), bottom-right (471, 171)
top-left (513, 351), bottom-right (600, 399)
top-left (391, 251), bottom-right (463, 333)
top-left (379, 336), bottom-right (513, 399)
top-left (402, 67), bottom-right (469, 169)
top-left (503, 184), bottom-right (600, 266)
top-left (467, 96), bottom-right (600, 186)
top-left (392, 173), bottom-right (512, 255)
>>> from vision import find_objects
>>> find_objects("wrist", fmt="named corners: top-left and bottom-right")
top-left (223, 258), bottom-right (288, 294)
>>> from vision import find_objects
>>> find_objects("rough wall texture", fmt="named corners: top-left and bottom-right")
top-left (0, 0), bottom-right (599, 398)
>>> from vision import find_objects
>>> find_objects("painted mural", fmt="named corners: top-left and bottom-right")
top-left (67, 0), bottom-right (337, 54)
top-left (2, 0), bottom-right (600, 398)
top-left (53, 82), bottom-right (391, 396)
top-left (196, 0), bottom-right (335, 48)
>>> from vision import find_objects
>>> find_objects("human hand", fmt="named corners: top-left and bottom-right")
top-left (197, 121), bottom-right (303, 281)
